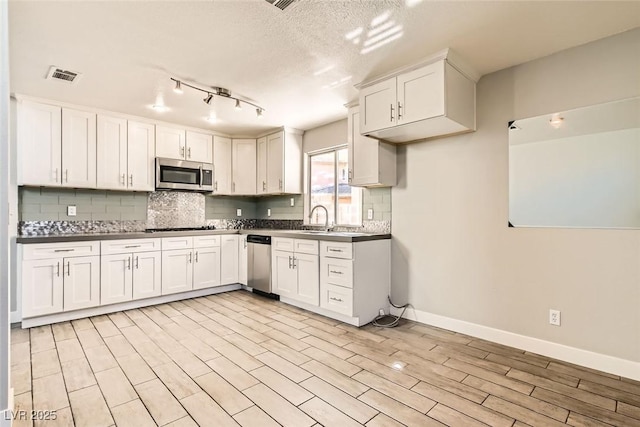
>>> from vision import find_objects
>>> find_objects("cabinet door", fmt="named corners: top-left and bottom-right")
top-left (18, 101), bottom-right (62, 186)
top-left (213, 136), bottom-right (232, 194)
top-left (238, 236), bottom-right (248, 286)
top-left (62, 108), bottom-right (97, 188)
top-left (22, 258), bottom-right (64, 317)
top-left (359, 79), bottom-right (397, 134)
top-left (101, 254), bottom-right (133, 305)
top-left (128, 121), bottom-right (156, 191)
top-left (232, 139), bottom-right (257, 195)
top-left (63, 256), bottom-right (100, 311)
top-left (186, 131), bottom-right (213, 163)
top-left (193, 246), bottom-right (221, 289)
top-left (348, 107), bottom-right (379, 186)
top-left (156, 126), bottom-right (186, 160)
top-left (397, 61), bottom-right (445, 125)
top-left (97, 115), bottom-right (128, 190)
top-left (132, 251), bottom-right (162, 300)
top-left (266, 132), bottom-right (284, 193)
top-left (272, 250), bottom-right (296, 298)
top-left (220, 235), bottom-right (239, 285)
top-left (294, 253), bottom-right (319, 306)
top-left (162, 249), bottom-right (193, 295)
top-left (256, 137), bottom-right (268, 194)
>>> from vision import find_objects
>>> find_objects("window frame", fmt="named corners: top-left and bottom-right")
top-left (305, 145), bottom-right (362, 227)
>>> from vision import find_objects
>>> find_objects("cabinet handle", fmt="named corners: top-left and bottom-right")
top-left (330, 270), bottom-right (343, 275)
top-left (56, 262), bottom-right (60, 277)
top-left (279, 179), bottom-right (282, 190)
top-left (135, 256), bottom-right (139, 269)
top-left (127, 257), bottom-right (131, 270)
top-left (129, 174), bottom-right (133, 186)
top-left (328, 248), bottom-right (343, 253)
top-left (189, 252), bottom-right (192, 263)
top-left (232, 182), bottom-right (236, 192)
top-left (262, 181), bottom-right (266, 191)
top-left (292, 257), bottom-right (297, 269)
top-left (288, 255), bottom-right (292, 269)
top-left (188, 147), bottom-right (191, 159)
top-left (121, 174), bottom-right (126, 185)
top-left (390, 104), bottom-right (395, 122)
top-left (397, 101), bottom-right (402, 120)
top-left (124, 245), bottom-right (140, 248)
top-left (348, 170), bottom-right (352, 183)
top-left (54, 249), bottom-right (74, 252)
top-left (180, 145), bottom-right (185, 157)
top-left (330, 296), bottom-right (344, 302)
top-left (195, 251), bottom-right (199, 263)
top-left (214, 181), bottom-right (218, 191)
top-left (244, 239), bottom-right (247, 249)
top-left (67, 261), bottom-right (70, 276)
top-left (65, 169), bottom-right (69, 183)
top-left (54, 168), bottom-right (59, 183)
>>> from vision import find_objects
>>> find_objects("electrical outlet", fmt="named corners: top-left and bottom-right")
top-left (267, 208), bottom-right (271, 217)
top-left (236, 208), bottom-right (242, 217)
top-left (290, 197), bottom-right (295, 207)
top-left (379, 308), bottom-right (385, 316)
top-left (67, 205), bottom-right (76, 216)
top-left (549, 309), bottom-right (561, 326)
top-left (367, 208), bottom-right (374, 220)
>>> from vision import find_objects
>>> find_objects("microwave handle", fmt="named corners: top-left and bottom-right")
top-left (199, 166), bottom-right (203, 188)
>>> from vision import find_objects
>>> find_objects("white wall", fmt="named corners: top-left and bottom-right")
top-left (392, 28), bottom-right (640, 377)
top-left (1, 0), bottom-right (12, 423)
top-left (303, 119), bottom-right (347, 154)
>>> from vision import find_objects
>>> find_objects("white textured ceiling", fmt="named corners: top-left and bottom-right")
top-left (8, 1), bottom-right (640, 135)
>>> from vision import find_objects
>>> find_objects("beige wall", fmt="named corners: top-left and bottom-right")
top-left (392, 28), bottom-right (640, 363)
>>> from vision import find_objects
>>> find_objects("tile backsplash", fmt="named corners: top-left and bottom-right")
top-left (147, 191), bottom-right (205, 229)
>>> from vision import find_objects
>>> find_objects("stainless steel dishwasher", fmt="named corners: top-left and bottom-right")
top-left (247, 235), bottom-right (278, 299)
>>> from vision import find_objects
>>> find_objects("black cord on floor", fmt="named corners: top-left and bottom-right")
top-left (372, 296), bottom-right (410, 328)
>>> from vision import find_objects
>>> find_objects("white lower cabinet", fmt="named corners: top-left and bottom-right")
top-left (101, 251), bottom-right (161, 304)
top-left (162, 248), bottom-right (194, 295)
top-left (238, 235), bottom-right (248, 286)
top-left (132, 251), bottom-right (162, 299)
top-left (162, 235), bottom-right (225, 294)
top-left (221, 235), bottom-right (239, 285)
top-left (22, 241), bottom-right (101, 318)
top-left (272, 238), bottom-right (319, 306)
top-left (193, 246), bottom-right (221, 289)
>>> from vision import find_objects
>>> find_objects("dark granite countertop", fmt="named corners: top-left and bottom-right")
top-left (17, 229), bottom-right (391, 244)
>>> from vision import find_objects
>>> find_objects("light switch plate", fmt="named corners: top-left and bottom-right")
top-left (367, 208), bottom-right (373, 220)
top-left (67, 205), bottom-right (77, 216)
top-left (290, 198), bottom-right (295, 207)
top-left (267, 208), bottom-right (271, 217)
top-left (236, 208), bottom-right (242, 217)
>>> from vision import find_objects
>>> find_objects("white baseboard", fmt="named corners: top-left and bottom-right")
top-left (391, 306), bottom-right (640, 381)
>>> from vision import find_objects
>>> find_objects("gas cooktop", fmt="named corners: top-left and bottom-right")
top-left (144, 226), bottom-right (216, 233)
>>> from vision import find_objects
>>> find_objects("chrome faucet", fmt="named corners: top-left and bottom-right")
top-left (308, 205), bottom-right (331, 231)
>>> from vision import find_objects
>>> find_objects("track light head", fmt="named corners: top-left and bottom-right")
top-left (203, 93), bottom-right (213, 105)
top-left (235, 99), bottom-right (242, 110)
top-left (173, 80), bottom-right (183, 94)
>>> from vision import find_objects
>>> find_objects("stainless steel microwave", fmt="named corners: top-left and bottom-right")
top-left (155, 158), bottom-right (214, 192)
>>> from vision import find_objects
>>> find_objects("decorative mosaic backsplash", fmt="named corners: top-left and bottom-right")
top-left (147, 192), bottom-right (206, 229)
top-left (18, 220), bottom-right (147, 236)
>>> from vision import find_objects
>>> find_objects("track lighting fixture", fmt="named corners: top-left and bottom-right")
top-left (171, 77), bottom-right (265, 118)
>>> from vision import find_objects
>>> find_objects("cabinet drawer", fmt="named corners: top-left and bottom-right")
top-left (194, 235), bottom-right (221, 248)
top-left (162, 236), bottom-right (194, 250)
top-left (320, 283), bottom-right (353, 316)
top-left (294, 239), bottom-right (318, 255)
top-left (101, 238), bottom-right (161, 255)
top-left (272, 237), bottom-right (294, 252)
top-left (22, 241), bottom-right (100, 260)
top-left (320, 257), bottom-right (353, 288)
top-left (320, 241), bottom-right (353, 259)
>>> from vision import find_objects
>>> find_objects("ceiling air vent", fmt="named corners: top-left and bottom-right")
top-left (46, 66), bottom-right (82, 84)
top-left (265, 0), bottom-right (297, 11)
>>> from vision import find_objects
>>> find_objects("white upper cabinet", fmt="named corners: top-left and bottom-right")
top-left (97, 117), bottom-right (155, 191)
top-left (62, 108), bottom-right (97, 188)
top-left (155, 126), bottom-right (186, 160)
top-left (232, 138), bottom-right (257, 195)
top-left (256, 136), bottom-right (268, 195)
top-left (357, 53), bottom-right (477, 143)
top-left (213, 135), bottom-right (232, 195)
top-left (18, 100), bottom-right (62, 186)
top-left (266, 130), bottom-right (302, 194)
top-left (347, 106), bottom-right (396, 187)
top-left (185, 131), bottom-right (213, 163)
top-left (127, 121), bottom-right (155, 191)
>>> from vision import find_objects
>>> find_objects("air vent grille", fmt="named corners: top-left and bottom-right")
top-left (265, 0), bottom-right (297, 11)
top-left (46, 66), bottom-right (82, 84)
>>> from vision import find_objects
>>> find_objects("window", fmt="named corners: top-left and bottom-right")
top-left (308, 146), bottom-right (362, 226)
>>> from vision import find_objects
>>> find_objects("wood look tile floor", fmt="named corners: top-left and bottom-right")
top-left (10, 290), bottom-right (640, 427)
